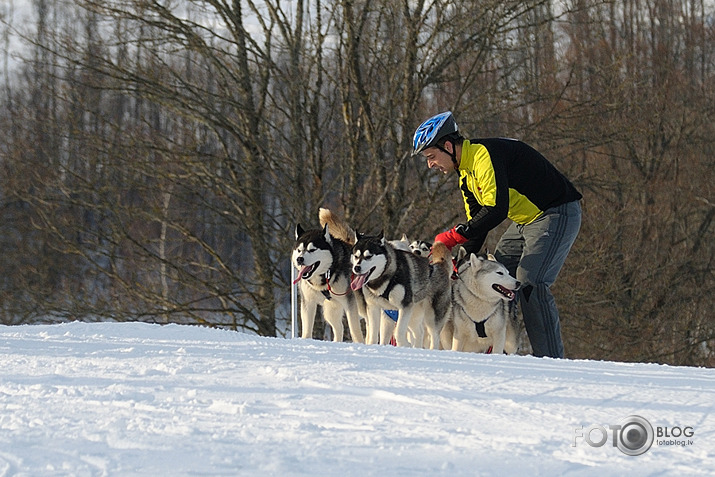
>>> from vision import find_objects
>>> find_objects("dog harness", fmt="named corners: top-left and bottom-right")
top-left (319, 269), bottom-right (350, 300)
top-left (470, 317), bottom-right (493, 354)
top-left (469, 314), bottom-right (497, 354)
top-left (472, 318), bottom-right (488, 338)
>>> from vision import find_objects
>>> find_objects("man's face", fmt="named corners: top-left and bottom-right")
top-left (424, 144), bottom-right (454, 174)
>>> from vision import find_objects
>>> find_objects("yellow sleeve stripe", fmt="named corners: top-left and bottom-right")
top-left (472, 144), bottom-right (497, 207)
top-left (459, 142), bottom-right (497, 209)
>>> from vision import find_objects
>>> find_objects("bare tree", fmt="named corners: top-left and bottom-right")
top-left (548, 0), bottom-right (715, 365)
top-left (0, 0), bottom-right (712, 365)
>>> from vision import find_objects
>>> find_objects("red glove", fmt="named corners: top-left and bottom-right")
top-left (434, 227), bottom-right (468, 251)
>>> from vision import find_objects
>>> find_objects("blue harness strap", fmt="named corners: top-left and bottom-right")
top-left (384, 309), bottom-right (399, 322)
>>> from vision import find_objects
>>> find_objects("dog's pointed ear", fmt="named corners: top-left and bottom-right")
top-left (322, 223), bottom-right (332, 243)
top-left (356, 231), bottom-right (365, 241)
top-left (295, 224), bottom-right (304, 239)
top-left (456, 247), bottom-right (467, 261)
top-left (400, 233), bottom-right (408, 241)
top-left (378, 230), bottom-right (386, 246)
top-left (469, 253), bottom-right (484, 269)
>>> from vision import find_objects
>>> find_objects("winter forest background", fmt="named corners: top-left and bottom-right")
top-left (0, 0), bottom-right (712, 366)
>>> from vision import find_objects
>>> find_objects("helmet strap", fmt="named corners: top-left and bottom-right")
top-left (436, 141), bottom-right (459, 170)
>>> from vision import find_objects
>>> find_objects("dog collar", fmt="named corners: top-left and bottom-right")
top-left (323, 269), bottom-right (349, 298)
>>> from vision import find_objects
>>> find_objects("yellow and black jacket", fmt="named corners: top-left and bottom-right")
top-left (457, 138), bottom-right (582, 241)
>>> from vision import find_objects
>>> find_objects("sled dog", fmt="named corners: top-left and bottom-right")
top-left (409, 240), bottom-right (432, 257)
top-left (442, 250), bottom-right (521, 354)
top-left (292, 221), bottom-right (365, 343)
top-left (318, 209), bottom-right (405, 346)
top-left (348, 232), bottom-right (452, 348)
top-left (389, 234), bottom-right (412, 253)
top-left (388, 234), bottom-right (432, 257)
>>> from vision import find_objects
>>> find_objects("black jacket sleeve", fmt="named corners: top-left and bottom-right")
top-left (457, 153), bottom-right (509, 240)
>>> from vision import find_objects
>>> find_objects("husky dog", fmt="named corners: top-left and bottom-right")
top-left (387, 234), bottom-right (431, 257)
top-left (348, 232), bottom-right (452, 349)
top-left (443, 250), bottom-right (521, 354)
top-left (318, 210), bottom-right (403, 345)
top-left (409, 240), bottom-right (432, 257)
top-left (389, 234), bottom-right (412, 253)
top-left (292, 222), bottom-right (365, 343)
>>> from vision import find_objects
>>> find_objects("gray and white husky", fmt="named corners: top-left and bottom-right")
top-left (292, 222), bottom-right (365, 343)
top-left (442, 250), bottom-right (521, 354)
top-left (389, 235), bottom-right (432, 257)
top-left (389, 234), bottom-right (412, 253)
top-left (348, 232), bottom-right (452, 349)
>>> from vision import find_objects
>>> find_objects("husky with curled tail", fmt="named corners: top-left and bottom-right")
top-left (292, 216), bottom-right (365, 343)
top-left (343, 226), bottom-right (452, 349)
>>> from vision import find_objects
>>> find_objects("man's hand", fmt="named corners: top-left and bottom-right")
top-left (434, 226), bottom-right (468, 251)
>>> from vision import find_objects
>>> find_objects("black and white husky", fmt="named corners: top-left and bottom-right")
top-left (348, 233), bottom-right (452, 349)
top-left (441, 250), bottom-right (521, 354)
top-left (388, 234), bottom-right (432, 257)
top-left (409, 240), bottom-right (432, 257)
top-left (292, 222), bottom-right (365, 343)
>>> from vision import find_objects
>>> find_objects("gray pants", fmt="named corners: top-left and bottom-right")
top-left (494, 201), bottom-right (581, 358)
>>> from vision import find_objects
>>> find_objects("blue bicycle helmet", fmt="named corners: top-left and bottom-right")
top-left (412, 111), bottom-right (458, 156)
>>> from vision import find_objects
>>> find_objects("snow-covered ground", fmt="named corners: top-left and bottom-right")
top-left (0, 322), bottom-right (713, 476)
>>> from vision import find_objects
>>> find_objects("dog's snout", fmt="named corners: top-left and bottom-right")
top-left (515, 280), bottom-right (521, 289)
top-left (354, 265), bottom-right (361, 273)
top-left (296, 256), bottom-right (304, 265)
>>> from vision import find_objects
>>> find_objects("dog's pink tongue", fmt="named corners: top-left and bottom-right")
top-left (292, 266), bottom-right (310, 285)
top-left (350, 273), bottom-right (368, 290)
